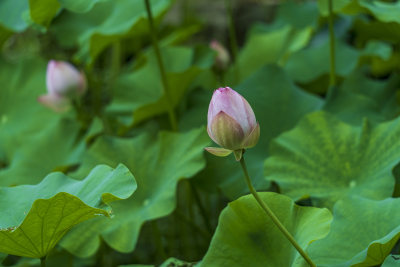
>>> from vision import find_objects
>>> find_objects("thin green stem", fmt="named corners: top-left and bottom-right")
top-left (144, 0), bottom-right (178, 131)
top-left (225, 0), bottom-right (240, 84)
top-left (225, 0), bottom-right (238, 62)
top-left (328, 0), bottom-right (336, 87)
top-left (239, 154), bottom-right (316, 267)
top-left (40, 256), bottom-right (46, 267)
top-left (110, 41), bottom-right (121, 86)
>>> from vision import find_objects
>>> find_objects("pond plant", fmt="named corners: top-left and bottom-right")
top-left (0, 0), bottom-right (399, 266)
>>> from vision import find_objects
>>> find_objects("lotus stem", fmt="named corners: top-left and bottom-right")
top-left (239, 153), bottom-right (316, 267)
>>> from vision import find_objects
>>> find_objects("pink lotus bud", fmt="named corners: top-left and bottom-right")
top-left (206, 87), bottom-right (260, 161)
top-left (46, 60), bottom-right (87, 98)
top-left (210, 40), bottom-right (230, 70)
top-left (38, 60), bottom-right (87, 112)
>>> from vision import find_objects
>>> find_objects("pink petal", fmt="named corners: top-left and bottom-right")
top-left (207, 87), bottom-right (256, 135)
top-left (37, 94), bottom-right (71, 112)
top-left (46, 60), bottom-right (87, 97)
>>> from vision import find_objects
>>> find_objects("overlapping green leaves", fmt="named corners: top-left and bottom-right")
top-left (318, 0), bottom-right (400, 24)
top-left (60, 128), bottom-right (209, 256)
top-left (107, 45), bottom-right (214, 126)
top-left (324, 68), bottom-right (400, 125)
top-left (197, 65), bottom-right (322, 199)
top-left (306, 197), bottom-right (400, 266)
top-left (228, 1), bottom-right (317, 84)
top-left (0, 164), bottom-right (136, 258)
top-left (51, 0), bottom-right (172, 64)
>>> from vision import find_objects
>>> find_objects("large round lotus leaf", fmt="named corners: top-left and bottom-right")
top-left (306, 197), bottom-right (400, 266)
top-left (264, 111), bottom-right (398, 208)
top-left (60, 128), bottom-right (209, 257)
top-left (200, 192), bottom-right (332, 267)
top-left (0, 164), bottom-right (136, 258)
top-left (196, 65), bottom-right (322, 199)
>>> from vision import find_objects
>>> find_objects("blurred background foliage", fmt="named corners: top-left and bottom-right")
top-left (0, 0), bottom-right (400, 266)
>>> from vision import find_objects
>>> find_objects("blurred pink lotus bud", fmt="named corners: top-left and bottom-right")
top-left (205, 87), bottom-right (260, 161)
top-left (38, 60), bottom-right (87, 112)
top-left (210, 40), bottom-right (230, 70)
top-left (46, 60), bottom-right (87, 97)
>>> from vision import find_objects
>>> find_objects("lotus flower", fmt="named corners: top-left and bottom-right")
top-left (38, 60), bottom-right (87, 112)
top-left (210, 40), bottom-right (230, 71)
top-left (206, 87), bottom-right (260, 161)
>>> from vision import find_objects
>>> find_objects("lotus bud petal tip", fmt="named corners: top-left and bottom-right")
top-left (39, 60), bottom-right (87, 112)
top-left (206, 87), bottom-right (259, 160)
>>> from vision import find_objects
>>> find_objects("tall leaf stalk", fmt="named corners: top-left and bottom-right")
top-left (328, 0), bottom-right (336, 87)
top-left (144, 0), bottom-right (177, 131)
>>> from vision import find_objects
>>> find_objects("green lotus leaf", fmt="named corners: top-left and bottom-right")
top-left (0, 118), bottom-right (84, 186)
top-left (200, 192), bottom-right (332, 267)
top-left (0, 58), bottom-right (85, 186)
top-left (51, 0), bottom-right (172, 64)
top-left (317, 0), bottom-right (359, 16)
top-left (160, 258), bottom-right (195, 267)
top-left (0, 0), bottom-right (60, 31)
top-left (306, 197), bottom-right (400, 266)
top-left (60, 128), bottom-right (209, 257)
top-left (324, 67), bottom-right (400, 125)
top-left (58, 0), bottom-right (110, 13)
top-left (29, 0), bottom-right (60, 28)
top-left (0, 58), bottom-right (58, 145)
top-left (196, 65), bottom-right (322, 200)
top-left (106, 45), bottom-right (213, 126)
top-left (229, 1), bottom-right (317, 84)
top-left (353, 18), bottom-right (400, 45)
top-left (359, 0), bottom-right (400, 24)
top-left (0, 0), bottom-right (30, 32)
top-left (284, 40), bottom-right (359, 84)
top-left (0, 164), bottom-right (136, 258)
top-left (264, 111), bottom-right (398, 208)
top-left (382, 255), bottom-right (400, 267)
top-left (232, 25), bottom-right (311, 83)
top-left (318, 0), bottom-right (400, 24)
